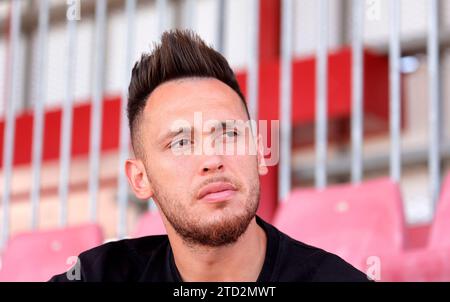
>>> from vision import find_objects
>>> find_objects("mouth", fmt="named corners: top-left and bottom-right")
top-left (197, 182), bottom-right (238, 203)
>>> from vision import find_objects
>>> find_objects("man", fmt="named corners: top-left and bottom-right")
top-left (50, 30), bottom-right (368, 282)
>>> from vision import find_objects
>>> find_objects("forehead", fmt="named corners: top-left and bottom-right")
top-left (143, 78), bottom-right (248, 132)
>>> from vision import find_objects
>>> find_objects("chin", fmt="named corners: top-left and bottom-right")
top-left (203, 206), bottom-right (253, 223)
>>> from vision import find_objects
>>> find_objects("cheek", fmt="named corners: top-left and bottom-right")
top-left (155, 153), bottom-right (196, 186)
top-left (150, 162), bottom-right (194, 206)
top-left (230, 154), bottom-right (259, 180)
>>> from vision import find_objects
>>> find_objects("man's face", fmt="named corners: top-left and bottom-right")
top-left (126, 78), bottom-right (268, 246)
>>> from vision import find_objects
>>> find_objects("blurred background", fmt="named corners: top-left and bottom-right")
top-left (0, 0), bottom-right (449, 281)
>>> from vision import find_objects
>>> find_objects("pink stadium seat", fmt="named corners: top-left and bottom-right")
top-left (378, 247), bottom-right (450, 281)
top-left (429, 171), bottom-right (450, 248)
top-left (132, 211), bottom-right (167, 238)
top-left (0, 223), bottom-right (103, 282)
top-left (272, 177), bottom-right (406, 271)
top-left (374, 172), bottom-right (450, 282)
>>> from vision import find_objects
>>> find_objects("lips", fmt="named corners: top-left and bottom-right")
top-left (197, 182), bottom-right (237, 200)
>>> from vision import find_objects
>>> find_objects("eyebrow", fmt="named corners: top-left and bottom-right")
top-left (157, 127), bottom-right (191, 145)
top-left (158, 120), bottom-right (238, 145)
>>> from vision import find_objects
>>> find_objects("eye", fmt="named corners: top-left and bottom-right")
top-left (170, 138), bottom-right (191, 149)
top-left (224, 130), bottom-right (239, 138)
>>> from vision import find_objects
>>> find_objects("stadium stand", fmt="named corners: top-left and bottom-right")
top-left (272, 177), bottom-right (406, 272)
top-left (132, 210), bottom-right (167, 238)
top-left (0, 223), bottom-right (103, 281)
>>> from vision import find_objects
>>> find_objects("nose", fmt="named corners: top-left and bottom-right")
top-left (200, 155), bottom-right (224, 175)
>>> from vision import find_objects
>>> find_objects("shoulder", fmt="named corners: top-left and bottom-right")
top-left (268, 223), bottom-right (370, 282)
top-left (49, 235), bottom-right (170, 282)
top-left (307, 251), bottom-right (371, 282)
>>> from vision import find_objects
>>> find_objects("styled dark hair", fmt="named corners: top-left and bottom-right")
top-left (127, 29), bottom-right (249, 153)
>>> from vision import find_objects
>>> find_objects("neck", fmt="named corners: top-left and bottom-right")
top-left (167, 217), bottom-right (267, 282)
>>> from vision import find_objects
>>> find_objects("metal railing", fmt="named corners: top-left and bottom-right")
top-left (0, 0), bottom-right (446, 248)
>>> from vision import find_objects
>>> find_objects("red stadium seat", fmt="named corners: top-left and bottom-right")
top-left (272, 177), bottom-right (406, 271)
top-left (0, 223), bottom-right (103, 282)
top-left (132, 210), bottom-right (167, 237)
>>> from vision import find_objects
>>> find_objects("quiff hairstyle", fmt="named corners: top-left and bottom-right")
top-left (127, 29), bottom-right (250, 156)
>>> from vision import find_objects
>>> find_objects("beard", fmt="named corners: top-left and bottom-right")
top-left (149, 174), bottom-right (260, 247)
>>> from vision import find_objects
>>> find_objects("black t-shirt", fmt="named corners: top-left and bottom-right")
top-left (49, 216), bottom-right (369, 282)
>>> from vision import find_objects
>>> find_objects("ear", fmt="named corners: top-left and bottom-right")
top-left (256, 133), bottom-right (268, 176)
top-left (125, 159), bottom-right (154, 200)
